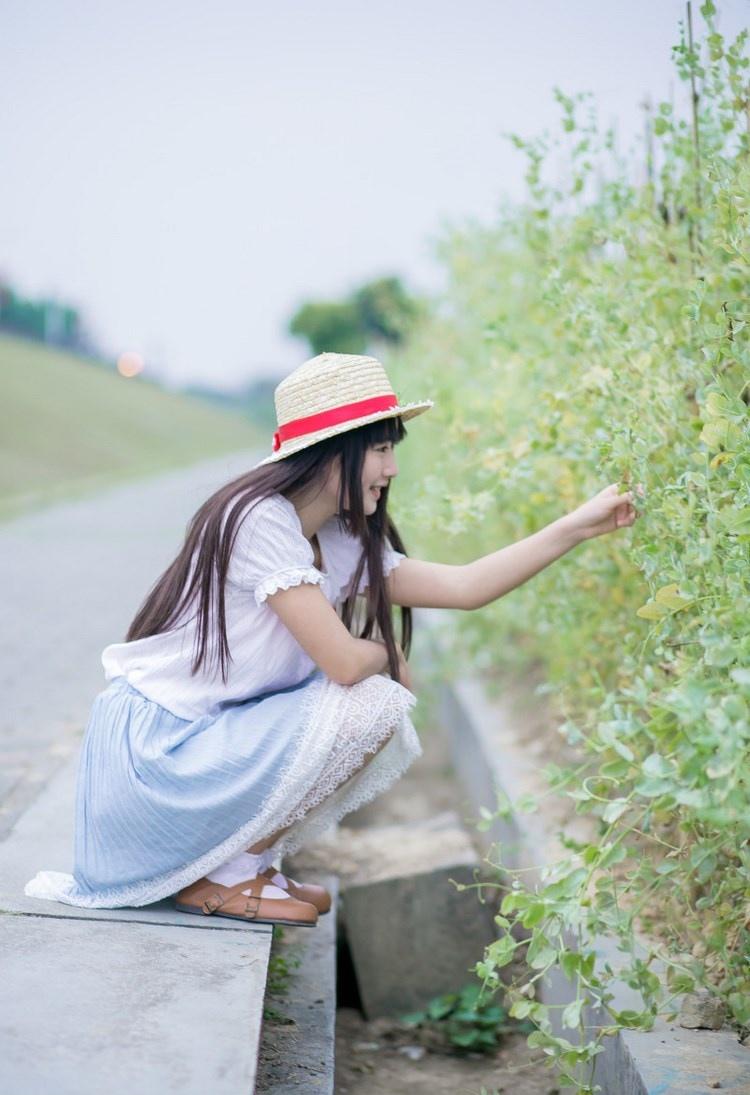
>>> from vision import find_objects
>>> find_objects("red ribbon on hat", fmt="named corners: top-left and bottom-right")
top-left (272, 394), bottom-right (398, 452)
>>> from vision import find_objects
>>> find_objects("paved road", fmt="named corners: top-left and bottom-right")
top-left (0, 449), bottom-right (263, 840)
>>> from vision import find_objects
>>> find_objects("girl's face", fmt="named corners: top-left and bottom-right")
top-left (361, 439), bottom-right (398, 512)
top-left (333, 439), bottom-right (399, 515)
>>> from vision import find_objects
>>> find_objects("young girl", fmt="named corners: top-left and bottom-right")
top-left (25, 351), bottom-right (639, 927)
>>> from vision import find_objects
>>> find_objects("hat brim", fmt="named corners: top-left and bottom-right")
top-left (251, 399), bottom-right (434, 468)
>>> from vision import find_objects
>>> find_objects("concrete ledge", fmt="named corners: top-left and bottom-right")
top-left (257, 870), bottom-right (339, 1093)
top-left (423, 615), bottom-right (750, 1094)
top-left (0, 912), bottom-right (271, 1094)
top-left (0, 749), bottom-right (275, 1094)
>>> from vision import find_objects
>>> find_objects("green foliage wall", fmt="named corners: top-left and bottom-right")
top-left (386, 4), bottom-right (749, 1082)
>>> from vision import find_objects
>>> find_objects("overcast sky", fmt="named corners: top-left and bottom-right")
top-left (2, 1), bottom-right (747, 390)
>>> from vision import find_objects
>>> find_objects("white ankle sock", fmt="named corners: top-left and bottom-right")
top-left (206, 850), bottom-right (290, 900)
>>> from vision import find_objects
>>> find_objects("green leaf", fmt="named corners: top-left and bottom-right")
top-left (704, 391), bottom-right (732, 416)
top-left (599, 841), bottom-right (628, 868)
top-left (515, 791), bottom-right (540, 814)
top-left (543, 867), bottom-right (588, 901)
top-left (486, 933), bottom-right (517, 968)
top-left (526, 1030), bottom-right (558, 1049)
top-left (718, 507), bottom-right (750, 534)
top-left (611, 1008), bottom-right (655, 1030)
top-left (636, 601), bottom-right (671, 620)
top-left (700, 418), bottom-right (744, 451)
top-left (427, 994), bottom-right (457, 1020)
top-left (602, 798), bottom-right (630, 823)
top-left (527, 933), bottom-right (557, 970)
top-left (562, 997), bottom-right (585, 1029)
top-left (452, 1008), bottom-right (481, 1023)
top-left (600, 758), bottom-right (632, 779)
top-left (400, 1011), bottom-right (426, 1026)
top-left (654, 583), bottom-right (694, 610)
top-left (634, 776), bottom-right (675, 798)
top-left (521, 900), bottom-right (548, 928)
top-left (450, 1029), bottom-right (479, 1047)
top-left (641, 752), bottom-right (673, 778)
top-left (612, 738), bottom-right (636, 761)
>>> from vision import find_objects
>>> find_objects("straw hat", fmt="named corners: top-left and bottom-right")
top-left (253, 352), bottom-right (434, 467)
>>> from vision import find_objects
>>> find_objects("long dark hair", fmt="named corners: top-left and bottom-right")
top-left (125, 414), bottom-right (412, 686)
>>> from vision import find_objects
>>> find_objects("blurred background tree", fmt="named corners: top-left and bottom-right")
top-left (288, 274), bottom-right (422, 356)
top-left (288, 299), bottom-right (366, 355)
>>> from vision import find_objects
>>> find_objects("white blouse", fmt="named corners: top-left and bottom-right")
top-left (101, 492), bottom-right (406, 720)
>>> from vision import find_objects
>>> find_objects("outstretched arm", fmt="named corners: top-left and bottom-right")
top-left (388, 483), bottom-right (641, 611)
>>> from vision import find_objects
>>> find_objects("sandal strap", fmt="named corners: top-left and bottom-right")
top-left (192, 875), bottom-right (267, 915)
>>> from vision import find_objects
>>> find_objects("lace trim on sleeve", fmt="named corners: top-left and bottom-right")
top-left (385, 549), bottom-right (406, 575)
top-left (254, 566), bottom-right (326, 607)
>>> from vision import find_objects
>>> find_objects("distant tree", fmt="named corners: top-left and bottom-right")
top-left (288, 274), bottom-right (420, 357)
top-left (0, 278), bottom-right (82, 349)
top-left (352, 276), bottom-right (420, 345)
top-left (288, 301), bottom-right (366, 356)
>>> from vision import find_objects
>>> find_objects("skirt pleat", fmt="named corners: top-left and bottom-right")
top-left (24, 668), bottom-right (421, 909)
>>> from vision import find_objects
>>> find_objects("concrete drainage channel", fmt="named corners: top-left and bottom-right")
top-left (258, 614), bottom-right (559, 1095)
top-left (422, 611), bottom-right (750, 1095)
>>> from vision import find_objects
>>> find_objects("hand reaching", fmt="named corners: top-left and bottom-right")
top-left (566, 482), bottom-right (643, 542)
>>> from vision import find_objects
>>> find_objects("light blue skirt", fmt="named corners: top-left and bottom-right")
top-left (24, 668), bottom-right (421, 909)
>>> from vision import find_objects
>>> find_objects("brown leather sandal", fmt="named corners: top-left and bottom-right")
top-left (259, 868), bottom-right (332, 915)
top-left (173, 875), bottom-right (319, 927)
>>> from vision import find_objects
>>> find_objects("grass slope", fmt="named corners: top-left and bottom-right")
top-left (0, 333), bottom-right (267, 521)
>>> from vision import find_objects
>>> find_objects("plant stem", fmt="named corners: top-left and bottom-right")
top-left (686, 2), bottom-right (703, 251)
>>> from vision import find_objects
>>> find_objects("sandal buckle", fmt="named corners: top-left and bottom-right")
top-left (244, 895), bottom-right (261, 918)
top-left (202, 893), bottom-right (224, 914)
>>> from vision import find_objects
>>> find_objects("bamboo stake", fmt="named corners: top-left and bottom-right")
top-left (686, 2), bottom-right (703, 249)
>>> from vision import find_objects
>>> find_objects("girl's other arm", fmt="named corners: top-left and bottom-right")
top-left (266, 583), bottom-right (390, 685)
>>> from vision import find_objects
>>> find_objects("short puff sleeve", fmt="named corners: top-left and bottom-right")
top-left (357, 540), bottom-right (406, 595)
top-left (232, 496), bottom-right (326, 608)
top-left (321, 520), bottom-right (405, 597)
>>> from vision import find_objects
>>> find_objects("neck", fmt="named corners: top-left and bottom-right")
top-left (283, 490), bottom-right (338, 542)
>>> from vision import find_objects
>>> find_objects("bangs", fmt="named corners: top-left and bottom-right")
top-left (363, 415), bottom-right (407, 446)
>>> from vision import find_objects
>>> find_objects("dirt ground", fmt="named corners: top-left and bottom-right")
top-left (334, 1005), bottom-right (558, 1095)
top-left (259, 670), bottom-right (561, 1095)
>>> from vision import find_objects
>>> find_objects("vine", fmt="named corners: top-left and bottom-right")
top-left (389, 4), bottom-right (750, 1089)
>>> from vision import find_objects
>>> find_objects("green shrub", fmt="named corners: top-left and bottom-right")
top-left (388, 4), bottom-right (749, 1089)
top-left (400, 982), bottom-right (534, 1053)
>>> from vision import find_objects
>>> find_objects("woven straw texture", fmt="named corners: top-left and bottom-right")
top-left (254, 352), bottom-right (433, 466)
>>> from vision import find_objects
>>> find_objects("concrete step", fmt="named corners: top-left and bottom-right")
top-left (0, 751), bottom-right (274, 1094)
top-left (1, 913), bottom-right (271, 1094)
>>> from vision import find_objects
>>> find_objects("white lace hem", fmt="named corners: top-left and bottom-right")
top-left (253, 566), bottom-right (326, 607)
top-left (24, 672), bottom-right (421, 909)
